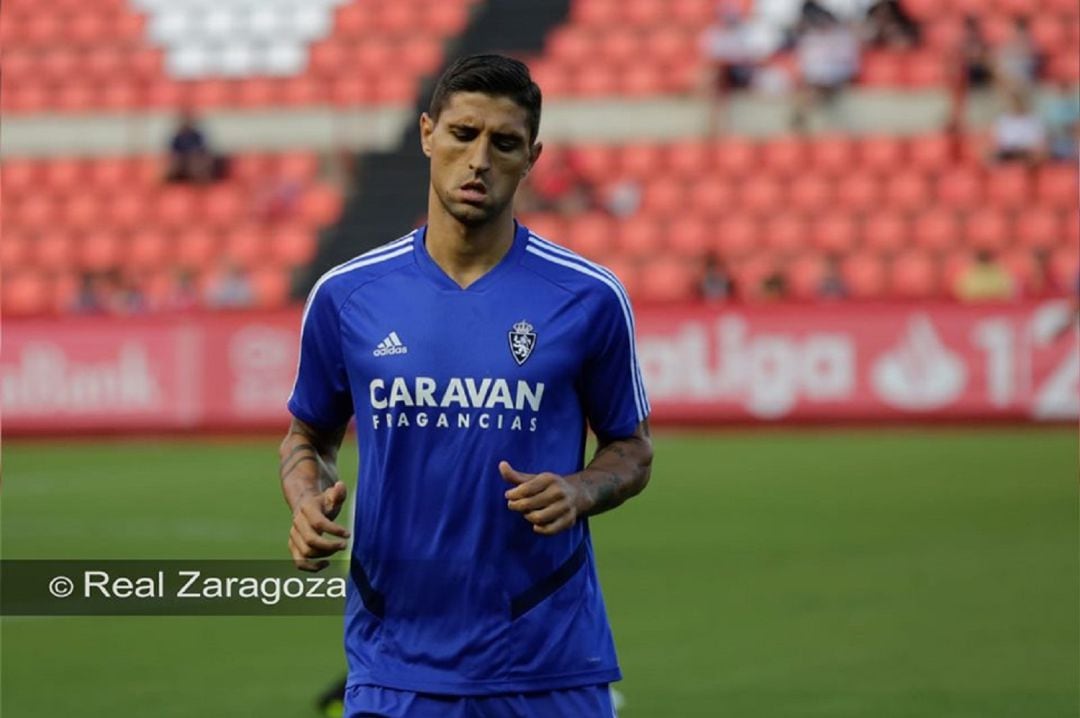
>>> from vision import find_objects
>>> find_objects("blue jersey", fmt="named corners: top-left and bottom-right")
top-left (288, 221), bottom-right (650, 695)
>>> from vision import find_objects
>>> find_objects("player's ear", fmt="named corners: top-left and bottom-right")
top-left (524, 141), bottom-right (542, 178)
top-left (419, 113), bottom-right (434, 158)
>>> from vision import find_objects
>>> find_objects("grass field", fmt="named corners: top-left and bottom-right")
top-left (2, 428), bottom-right (1077, 717)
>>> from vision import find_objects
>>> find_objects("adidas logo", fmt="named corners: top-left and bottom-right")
top-left (373, 331), bottom-right (408, 357)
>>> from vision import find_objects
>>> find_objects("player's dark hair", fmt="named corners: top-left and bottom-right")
top-left (428, 54), bottom-right (542, 143)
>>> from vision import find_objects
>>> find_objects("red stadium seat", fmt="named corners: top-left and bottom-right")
top-left (78, 230), bottom-right (122, 272)
top-left (573, 64), bottom-right (620, 97)
top-left (1036, 165), bottom-right (1079, 209)
top-left (842, 252), bottom-right (886, 299)
top-left (222, 225), bottom-right (264, 269)
top-left (903, 50), bottom-right (947, 87)
top-left (1050, 246), bottom-right (1079, 289)
top-left (624, 0), bottom-right (667, 26)
top-left (664, 140), bottom-right (712, 179)
top-left (890, 250), bottom-right (940, 299)
top-left (984, 166), bottom-right (1032, 210)
top-left (689, 176), bottom-right (735, 218)
top-left (33, 230), bottom-right (76, 270)
top-left (42, 158), bottom-right (87, 195)
top-left (203, 186), bottom-right (248, 230)
top-left (597, 29), bottom-right (641, 69)
top-left (87, 157), bottom-right (133, 189)
top-left (617, 218), bottom-right (664, 257)
top-left (638, 257), bottom-right (697, 303)
top-left (712, 139), bottom-right (757, 177)
top-left (739, 177), bottom-right (783, 215)
top-left (572, 0), bottom-right (619, 26)
top-left (3, 157), bottom-right (41, 196)
top-left (250, 265), bottom-right (292, 308)
top-left (668, 216), bottom-right (710, 258)
top-left (762, 213), bottom-right (807, 256)
top-left (760, 137), bottom-right (808, 178)
top-left (518, 214), bottom-right (565, 243)
top-left (732, 253), bottom-right (775, 300)
top-left (936, 168), bottom-right (985, 210)
top-left (423, 2), bottom-right (470, 34)
top-left (834, 172), bottom-right (881, 212)
top-left (1015, 208), bottom-right (1064, 250)
top-left (788, 174), bottom-right (833, 214)
top-left (913, 208), bottom-right (960, 253)
top-left (299, 184), bottom-right (343, 227)
top-left (618, 144), bottom-right (664, 181)
top-left (2, 270), bottom-right (51, 316)
top-left (883, 171), bottom-right (931, 213)
top-left (785, 253), bottom-right (824, 299)
top-left (566, 212), bottom-right (615, 258)
top-left (715, 215), bottom-right (758, 258)
top-left (14, 194), bottom-right (58, 231)
top-left (811, 213), bottom-right (858, 253)
top-left (640, 178), bottom-right (685, 218)
top-left (643, 26), bottom-right (695, 70)
top-left (809, 135), bottom-right (856, 176)
top-left (620, 65), bottom-right (666, 97)
top-left (547, 26), bottom-right (594, 67)
top-left (64, 193), bottom-right (104, 233)
top-left (860, 51), bottom-right (904, 86)
top-left (1, 229), bottom-right (30, 269)
top-left (109, 191), bottom-right (151, 233)
top-left (862, 212), bottom-right (908, 254)
top-left (125, 229), bottom-right (173, 272)
top-left (670, 0), bottom-right (712, 24)
top-left (569, 145), bottom-right (619, 184)
top-left (174, 228), bottom-right (219, 269)
top-left (907, 134), bottom-right (956, 173)
top-left (859, 136), bottom-right (906, 174)
top-left (280, 76), bottom-right (328, 108)
top-left (156, 187), bottom-right (200, 230)
top-left (963, 208), bottom-right (1010, 252)
top-left (235, 79), bottom-right (280, 109)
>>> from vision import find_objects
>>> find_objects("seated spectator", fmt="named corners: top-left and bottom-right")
top-left (700, 252), bottom-right (737, 302)
top-left (602, 179), bottom-right (642, 219)
top-left (947, 15), bottom-right (993, 132)
top-left (759, 269), bottom-right (789, 301)
top-left (1041, 80), bottom-right (1080, 162)
top-left (107, 270), bottom-right (147, 315)
top-left (990, 90), bottom-right (1047, 165)
top-left (791, 2), bottom-right (860, 131)
top-left (70, 272), bottom-right (108, 314)
top-left (816, 254), bottom-right (848, 299)
top-left (863, 0), bottom-right (920, 50)
top-left (204, 261), bottom-right (255, 309)
top-left (701, 2), bottom-right (758, 133)
top-left (993, 17), bottom-right (1042, 94)
top-left (161, 267), bottom-right (201, 311)
top-left (1025, 248), bottom-right (1065, 298)
top-left (165, 109), bottom-right (226, 184)
top-left (954, 249), bottom-right (1015, 302)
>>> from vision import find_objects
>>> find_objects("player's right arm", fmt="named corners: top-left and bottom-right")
top-left (280, 417), bottom-right (351, 572)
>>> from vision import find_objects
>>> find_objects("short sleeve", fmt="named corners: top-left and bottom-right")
top-left (580, 282), bottom-right (650, 441)
top-left (287, 282), bottom-right (353, 429)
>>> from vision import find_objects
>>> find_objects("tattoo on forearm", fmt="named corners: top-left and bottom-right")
top-left (281, 454), bottom-right (317, 479)
top-left (279, 442), bottom-right (316, 467)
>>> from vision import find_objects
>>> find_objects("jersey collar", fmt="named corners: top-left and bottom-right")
top-left (414, 220), bottom-right (528, 292)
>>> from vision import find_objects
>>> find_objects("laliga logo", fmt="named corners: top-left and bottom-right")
top-left (871, 315), bottom-right (967, 410)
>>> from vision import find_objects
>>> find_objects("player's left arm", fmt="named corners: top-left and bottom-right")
top-left (500, 418), bottom-right (653, 536)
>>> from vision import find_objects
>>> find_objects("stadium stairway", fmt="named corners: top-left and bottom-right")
top-left (299, 0), bottom-right (573, 295)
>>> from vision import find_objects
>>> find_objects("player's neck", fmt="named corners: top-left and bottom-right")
top-left (425, 208), bottom-right (516, 289)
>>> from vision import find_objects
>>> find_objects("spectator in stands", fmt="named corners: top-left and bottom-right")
top-left (204, 260), bottom-right (255, 308)
top-left (759, 269), bottom-right (789, 301)
top-left (701, 1), bottom-right (758, 134)
top-left (519, 146), bottom-right (592, 215)
top-left (699, 252), bottom-right (737, 302)
top-left (989, 89), bottom-right (1047, 165)
top-left (603, 179), bottom-right (642, 219)
top-left (816, 254), bottom-right (848, 300)
top-left (1025, 248), bottom-right (1064, 298)
top-left (1041, 79), bottom-right (1080, 162)
top-left (70, 272), bottom-right (108, 314)
top-left (107, 271), bottom-right (147, 315)
top-left (791, 2), bottom-right (860, 132)
top-left (993, 17), bottom-right (1042, 94)
top-left (165, 109), bottom-right (224, 184)
top-left (946, 15), bottom-right (993, 132)
top-left (862, 0), bottom-right (920, 50)
top-left (953, 249), bottom-right (1015, 302)
top-left (161, 267), bottom-right (201, 311)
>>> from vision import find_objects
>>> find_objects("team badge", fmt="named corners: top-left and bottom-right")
top-left (508, 320), bottom-right (537, 366)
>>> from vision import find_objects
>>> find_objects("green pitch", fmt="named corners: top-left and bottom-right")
top-left (2, 429), bottom-right (1077, 717)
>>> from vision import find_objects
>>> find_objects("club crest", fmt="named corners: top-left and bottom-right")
top-left (508, 320), bottom-right (537, 366)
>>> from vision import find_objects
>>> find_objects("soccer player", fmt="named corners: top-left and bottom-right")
top-left (280, 54), bottom-right (653, 718)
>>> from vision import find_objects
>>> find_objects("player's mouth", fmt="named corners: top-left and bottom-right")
top-left (458, 181), bottom-right (488, 204)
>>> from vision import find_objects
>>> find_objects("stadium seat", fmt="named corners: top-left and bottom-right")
top-left (834, 172), bottom-right (881, 212)
top-left (883, 171), bottom-right (931, 213)
top-left (566, 212), bottom-right (615, 258)
top-left (712, 139), bottom-right (757, 177)
top-left (2, 270), bottom-right (51, 316)
top-left (984, 166), bottom-right (1032, 209)
top-left (638, 257), bottom-right (697, 303)
top-left (811, 214), bottom-right (858, 254)
top-left (620, 65), bottom-right (666, 97)
top-left (715, 215), bottom-right (758, 258)
top-left (787, 253), bottom-right (824, 299)
top-left (174, 227), bottom-right (219, 268)
top-left (125, 229), bottom-right (173, 272)
top-left (859, 136), bottom-right (906, 173)
top-left (250, 265), bottom-right (291, 308)
top-left (739, 177), bottom-right (783, 215)
top-left (1015, 208), bottom-right (1064, 250)
top-left (689, 177), bottom-right (735, 218)
top-left (1050, 246), bottom-right (1079, 289)
top-left (640, 178), bottom-right (684, 218)
top-left (569, 145), bottom-right (618, 184)
top-left (761, 137), bottom-right (807, 178)
top-left (664, 140), bottom-right (712, 179)
top-left (33, 230), bottom-right (76, 270)
top-left (862, 212), bottom-right (908, 254)
top-left (1036, 165), bottom-right (1079, 209)
top-left (298, 184), bottom-right (343, 227)
top-left (617, 218), bottom-right (665, 258)
top-left (1, 229), bottom-right (29, 269)
top-left (890, 250), bottom-right (940, 299)
top-left (913, 208), bottom-right (960, 253)
top-left (573, 64), bottom-right (620, 97)
top-left (78, 231), bottom-right (123, 272)
top-left (809, 135), bottom-right (857, 176)
top-left (222, 225), bottom-right (264, 269)
top-left (731, 253), bottom-right (775, 300)
top-left (841, 253), bottom-right (886, 299)
top-left (907, 134), bottom-right (955, 173)
top-left (936, 168), bottom-right (985, 210)
top-left (668, 216), bottom-right (710, 258)
top-left (618, 144), bottom-right (664, 181)
top-left (860, 51), bottom-right (904, 86)
top-left (762, 213), bottom-right (807, 256)
top-left (788, 174), bottom-right (833, 214)
top-left (963, 208), bottom-right (1010, 252)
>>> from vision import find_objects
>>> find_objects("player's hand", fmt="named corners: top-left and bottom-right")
top-left (499, 461), bottom-right (584, 536)
top-left (288, 481), bottom-right (350, 572)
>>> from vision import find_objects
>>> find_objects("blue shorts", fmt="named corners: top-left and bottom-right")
top-left (344, 684), bottom-right (615, 718)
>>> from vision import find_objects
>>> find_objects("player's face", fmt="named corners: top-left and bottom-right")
top-left (421, 92), bottom-right (541, 228)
